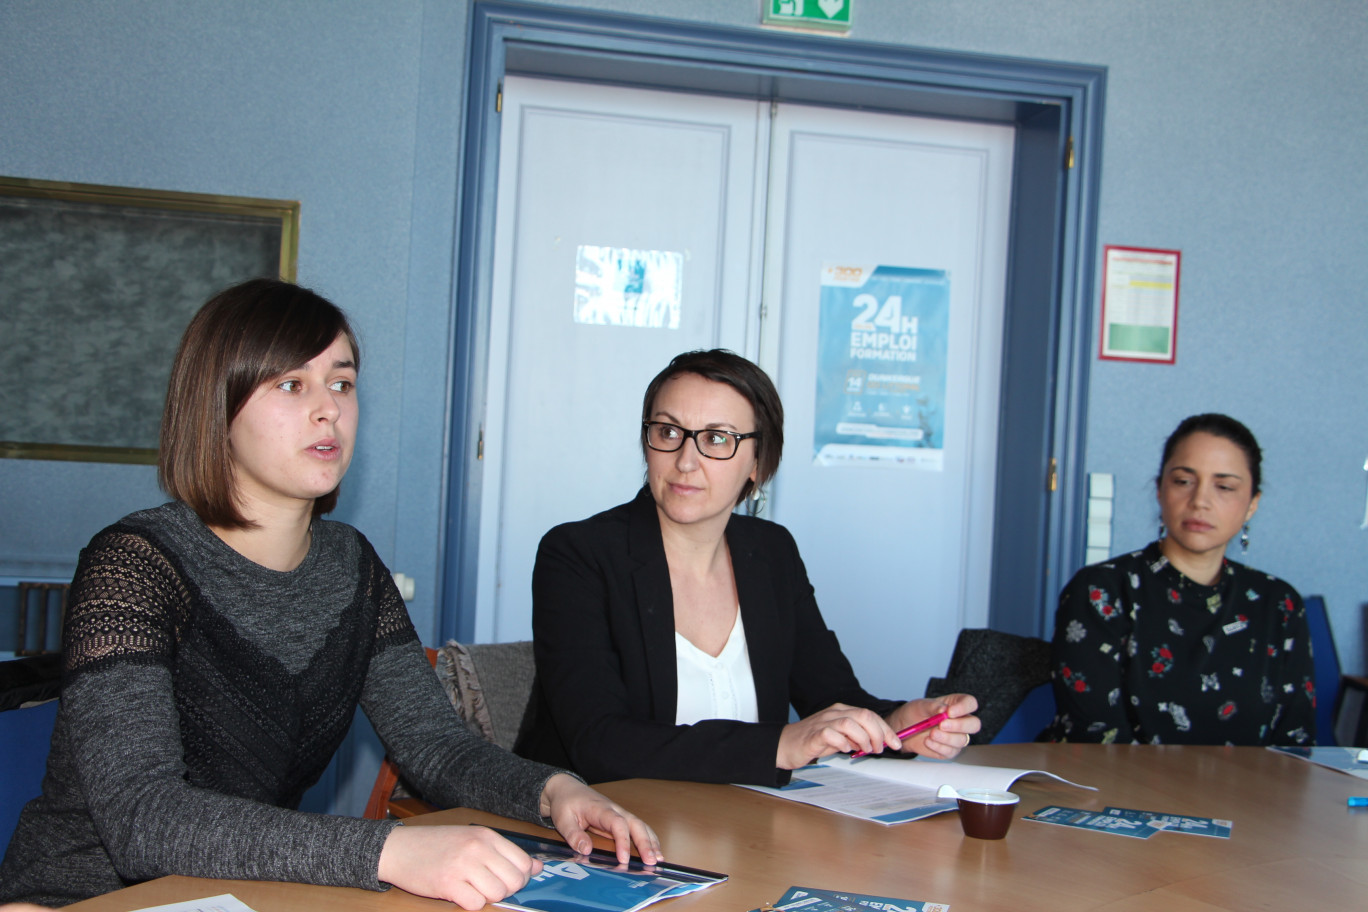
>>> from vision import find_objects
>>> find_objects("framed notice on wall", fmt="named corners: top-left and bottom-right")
top-left (0, 177), bottom-right (299, 464)
top-left (1098, 245), bottom-right (1180, 363)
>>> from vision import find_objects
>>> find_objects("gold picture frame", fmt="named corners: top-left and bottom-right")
top-left (0, 177), bottom-right (299, 464)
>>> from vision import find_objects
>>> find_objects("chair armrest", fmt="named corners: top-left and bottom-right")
top-left (387, 797), bottom-right (440, 819)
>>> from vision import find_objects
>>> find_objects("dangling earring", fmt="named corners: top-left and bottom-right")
top-left (1158, 523), bottom-right (1166, 540)
top-left (746, 485), bottom-right (767, 517)
top-left (1240, 523), bottom-right (1250, 555)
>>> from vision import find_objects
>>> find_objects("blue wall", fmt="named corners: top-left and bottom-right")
top-left (0, 0), bottom-right (460, 644)
top-left (3, 0), bottom-right (1365, 805)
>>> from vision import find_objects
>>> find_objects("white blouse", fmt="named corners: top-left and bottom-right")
top-left (674, 610), bottom-right (759, 725)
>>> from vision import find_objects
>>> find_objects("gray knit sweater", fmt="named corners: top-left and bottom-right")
top-left (0, 502), bottom-right (562, 906)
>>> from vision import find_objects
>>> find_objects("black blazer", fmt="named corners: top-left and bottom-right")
top-left (515, 487), bottom-right (902, 786)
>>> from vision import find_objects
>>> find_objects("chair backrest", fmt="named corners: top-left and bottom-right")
top-left (993, 681), bottom-right (1055, 743)
top-left (364, 640), bottom-right (537, 820)
top-left (1302, 595), bottom-right (1341, 745)
top-left (925, 628), bottom-right (1052, 744)
top-left (0, 653), bottom-right (62, 852)
top-left (435, 640), bottom-right (536, 751)
top-left (0, 698), bottom-right (58, 857)
top-left (1334, 674), bottom-right (1368, 747)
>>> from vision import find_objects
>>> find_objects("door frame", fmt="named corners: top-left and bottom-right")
top-left (443, 0), bottom-right (1107, 643)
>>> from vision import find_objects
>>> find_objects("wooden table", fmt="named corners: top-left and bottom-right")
top-left (67, 744), bottom-right (1368, 911)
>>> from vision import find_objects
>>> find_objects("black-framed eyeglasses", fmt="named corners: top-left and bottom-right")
top-left (642, 421), bottom-right (760, 461)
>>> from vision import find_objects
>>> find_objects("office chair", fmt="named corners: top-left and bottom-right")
top-left (925, 628), bottom-right (1053, 744)
top-left (364, 640), bottom-right (536, 820)
top-left (1, 654), bottom-right (62, 855)
top-left (994, 681), bottom-right (1055, 744)
top-left (1304, 595), bottom-right (1342, 746)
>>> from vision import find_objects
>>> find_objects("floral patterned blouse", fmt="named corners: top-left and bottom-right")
top-left (1045, 541), bottom-right (1315, 745)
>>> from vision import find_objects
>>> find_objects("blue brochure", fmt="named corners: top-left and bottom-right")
top-left (1022, 805), bottom-right (1160, 838)
top-left (756, 884), bottom-right (949, 912)
top-left (1103, 806), bottom-right (1232, 839)
top-left (493, 829), bottom-right (727, 912)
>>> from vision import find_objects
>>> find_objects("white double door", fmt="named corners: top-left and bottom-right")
top-left (474, 75), bottom-right (1014, 701)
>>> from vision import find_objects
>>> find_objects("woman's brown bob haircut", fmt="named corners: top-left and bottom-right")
top-left (158, 278), bottom-right (360, 529)
top-left (640, 349), bottom-right (784, 505)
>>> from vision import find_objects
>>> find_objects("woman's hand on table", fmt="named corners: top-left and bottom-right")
top-left (888, 694), bottom-right (981, 760)
top-left (540, 773), bottom-right (663, 865)
top-left (378, 823), bottom-right (540, 910)
top-left (777, 703), bottom-right (900, 768)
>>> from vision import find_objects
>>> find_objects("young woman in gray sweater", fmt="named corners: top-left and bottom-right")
top-left (0, 279), bottom-right (658, 908)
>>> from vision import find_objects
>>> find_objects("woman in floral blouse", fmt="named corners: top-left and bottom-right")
top-left (1045, 414), bottom-right (1315, 745)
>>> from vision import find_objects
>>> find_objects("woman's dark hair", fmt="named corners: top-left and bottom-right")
top-left (158, 278), bottom-right (360, 528)
top-left (641, 349), bottom-right (784, 505)
top-left (1157, 413), bottom-right (1262, 495)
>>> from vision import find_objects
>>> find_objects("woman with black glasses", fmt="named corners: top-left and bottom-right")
top-left (515, 349), bottom-right (978, 786)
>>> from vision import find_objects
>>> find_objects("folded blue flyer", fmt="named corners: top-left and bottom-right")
top-left (755, 884), bottom-right (949, 912)
top-left (1022, 805), bottom-right (1160, 838)
top-left (1103, 806), bottom-right (1232, 839)
top-left (493, 829), bottom-right (727, 912)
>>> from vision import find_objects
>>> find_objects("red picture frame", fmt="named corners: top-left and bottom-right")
top-left (1098, 245), bottom-right (1181, 364)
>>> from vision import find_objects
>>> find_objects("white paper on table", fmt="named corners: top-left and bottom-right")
top-left (737, 756), bottom-right (1094, 825)
top-left (129, 895), bottom-right (258, 912)
top-left (833, 754), bottom-right (1095, 791)
top-left (1268, 745), bottom-right (1368, 779)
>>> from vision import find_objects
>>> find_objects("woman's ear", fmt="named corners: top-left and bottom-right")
top-left (1244, 491), bottom-right (1262, 523)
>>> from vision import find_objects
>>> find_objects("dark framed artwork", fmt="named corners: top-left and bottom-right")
top-left (0, 177), bottom-right (299, 464)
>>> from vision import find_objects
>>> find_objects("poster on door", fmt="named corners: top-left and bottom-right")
top-left (812, 264), bottom-right (949, 470)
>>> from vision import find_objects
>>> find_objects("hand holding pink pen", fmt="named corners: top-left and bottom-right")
top-left (850, 710), bottom-right (950, 758)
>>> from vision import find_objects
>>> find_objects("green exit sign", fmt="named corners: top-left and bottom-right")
top-left (763, 0), bottom-right (852, 32)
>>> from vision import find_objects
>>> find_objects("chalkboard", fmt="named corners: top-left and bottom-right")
top-left (0, 178), bottom-right (298, 464)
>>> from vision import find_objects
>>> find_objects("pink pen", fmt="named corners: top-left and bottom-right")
top-left (850, 710), bottom-right (950, 758)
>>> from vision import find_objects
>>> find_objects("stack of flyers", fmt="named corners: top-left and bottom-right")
top-left (1024, 806), bottom-right (1231, 839)
top-left (751, 885), bottom-right (949, 912)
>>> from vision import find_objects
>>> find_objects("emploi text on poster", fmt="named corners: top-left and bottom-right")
top-left (813, 264), bottom-right (949, 470)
